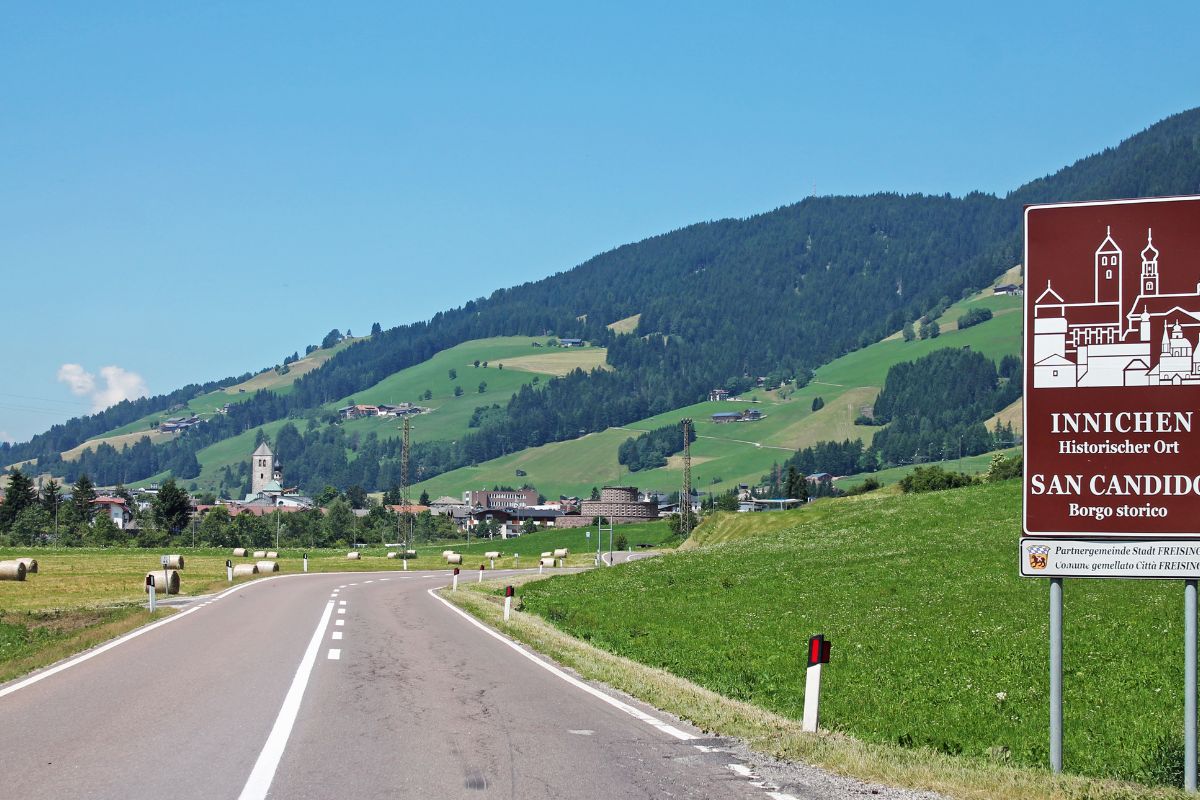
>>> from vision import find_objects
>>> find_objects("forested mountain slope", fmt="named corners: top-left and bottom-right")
top-left (6, 108), bottom-right (1200, 491)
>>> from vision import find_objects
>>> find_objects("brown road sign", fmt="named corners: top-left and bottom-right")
top-left (1024, 195), bottom-right (1200, 539)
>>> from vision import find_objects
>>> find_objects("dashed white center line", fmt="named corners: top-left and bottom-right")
top-left (237, 601), bottom-right (334, 800)
top-left (335, 619), bottom-right (344, 626)
top-left (327, 649), bottom-right (341, 660)
top-left (339, 600), bottom-right (347, 606)
top-left (337, 608), bottom-right (346, 615)
top-left (332, 631), bottom-right (343, 640)
top-left (364, 580), bottom-right (374, 584)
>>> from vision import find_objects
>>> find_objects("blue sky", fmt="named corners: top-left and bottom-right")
top-left (2, 2), bottom-right (1198, 442)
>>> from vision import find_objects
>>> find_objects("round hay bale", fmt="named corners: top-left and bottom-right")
top-left (403, 550), bottom-right (417, 558)
top-left (553, 548), bottom-right (569, 558)
top-left (540, 551), bottom-right (553, 558)
top-left (346, 552), bottom-right (361, 560)
top-left (266, 551), bottom-right (279, 559)
top-left (232, 547), bottom-right (247, 557)
top-left (442, 550), bottom-right (455, 558)
top-left (232, 563), bottom-right (259, 577)
top-left (446, 554), bottom-right (462, 565)
top-left (484, 551), bottom-right (500, 559)
top-left (256, 560), bottom-right (279, 573)
top-left (16, 557), bottom-right (38, 574)
top-left (0, 561), bottom-right (27, 581)
top-left (165, 554), bottom-right (185, 569)
top-left (253, 550), bottom-right (267, 559)
top-left (144, 570), bottom-right (180, 594)
top-left (539, 557), bottom-right (555, 568)
top-left (386, 552), bottom-right (397, 559)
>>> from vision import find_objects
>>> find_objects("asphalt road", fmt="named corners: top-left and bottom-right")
top-left (0, 568), bottom-right (800, 800)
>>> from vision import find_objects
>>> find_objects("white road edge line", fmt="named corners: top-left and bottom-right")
top-left (237, 600), bottom-right (335, 800)
top-left (427, 587), bottom-right (695, 741)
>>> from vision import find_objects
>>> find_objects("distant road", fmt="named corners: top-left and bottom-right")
top-left (1, 568), bottom-right (790, 799)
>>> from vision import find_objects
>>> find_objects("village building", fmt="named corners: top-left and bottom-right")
top-left (557, 486), bottom-right (659, 528)
top-left (464, 488), bottom-right (538, 509)
top-left (428, 496), bottom-right (467, 516)
top-left (92, 496), bottom-right (135, 529)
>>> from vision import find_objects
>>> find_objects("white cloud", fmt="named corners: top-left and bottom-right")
top-left (57, 363), bottom-right (149, 412)
top-left (0, 431), bottom-right (12, 444)
top-left (57, 363), bottom-right (95, 396)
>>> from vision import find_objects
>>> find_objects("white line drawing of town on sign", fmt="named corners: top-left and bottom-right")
top-left (1034, 226), bottom-right (1200, 388)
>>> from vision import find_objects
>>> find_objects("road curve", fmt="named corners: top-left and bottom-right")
top-left (1, 569), bottom-right (788, 799)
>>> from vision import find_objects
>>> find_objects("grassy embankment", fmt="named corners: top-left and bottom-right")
top-left (413, 293), bottom-right (1022, 500)
top-left (0, 519), bottom-right (671, 682)
top-left (507, 481), bottom-right (1190, 791)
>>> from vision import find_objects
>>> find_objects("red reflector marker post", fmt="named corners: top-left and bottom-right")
top-left (479, 564), bottom-right (485, 583)
top-left (802, 634), bottom-right (831, 732)
top-left (504, 585), bottom-right (514, 621)
top-left (452, 566), bottom-right (460, 592)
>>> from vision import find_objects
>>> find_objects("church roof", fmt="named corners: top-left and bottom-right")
top-left (1095, 225), bottom-right (1120, 254)
top-left (260, 480), bottom-right (283, 492)
top-left (252, 442), bottom-right (273, 457)
top-left (1142, 229), bottom-right (1159, 261)
top-left (1035, 281), bottom-right (1064, 305)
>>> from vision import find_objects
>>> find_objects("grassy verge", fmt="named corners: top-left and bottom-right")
top-left (513, 481), bottom-right (1194, 789)
top-left (442, 579), bottom-right (1183, 800)
top-left (0, 606), bottom-right (176, 684)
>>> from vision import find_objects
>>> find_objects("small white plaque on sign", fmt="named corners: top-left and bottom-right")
top-left (1021, 538), bottom-right (1200, 579)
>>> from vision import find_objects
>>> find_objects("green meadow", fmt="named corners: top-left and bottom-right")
top-left (414, 299), bottom-right (1022, 499)
top-left (519, 480), bottom-right (1189, 786)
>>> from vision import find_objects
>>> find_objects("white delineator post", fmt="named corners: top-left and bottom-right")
top-left (226, 559), bottom-right (233, 582)
top-left (452, 567), bottom-right (459, 592)
top-left (303, 553), bottom-right (309, 573)
top-left (802, 634), bottom-right (831, 733)
top-left (479, 564), bottom-right (485, 583)
top-left (147, 575), bottom-right (157, 613)
top-left (504, 585), bottom-right (514, 621)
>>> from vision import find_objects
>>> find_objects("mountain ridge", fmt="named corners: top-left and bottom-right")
top-left (5, 107), bottom-right (1200, 493)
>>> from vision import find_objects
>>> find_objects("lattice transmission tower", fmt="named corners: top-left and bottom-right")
top-left (680, 418), bottom-right (692, 538)
top-left (401, 415), bottom-right (413, 546)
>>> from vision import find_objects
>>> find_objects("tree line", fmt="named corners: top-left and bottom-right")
top-left (618, 422), bottom-right (696, 472)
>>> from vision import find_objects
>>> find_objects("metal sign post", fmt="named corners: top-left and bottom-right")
top-left (1049, 577), bottom-right (1063, 774)
top-left (1189, 579), bottom-right (1198, 793)
top-left (1024, 196), bottom-right (1200, 789)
